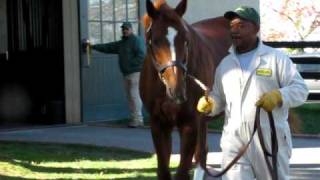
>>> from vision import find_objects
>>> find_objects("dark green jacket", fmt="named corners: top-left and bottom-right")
top-left (92, 34), bottom-right (146, 76)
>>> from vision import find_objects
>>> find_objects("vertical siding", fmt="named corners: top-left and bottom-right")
top-left (7, 0), bottom-right (63, 51)
top-left (0, 0), bottom-right (7, 53)
top-left (81, 53), bottom-right (129, 121)
top-left (82, 55), bottom-right (126, 104)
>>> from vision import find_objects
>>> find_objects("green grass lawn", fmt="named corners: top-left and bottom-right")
top-left (291, 103), bottom-right (320, 134)
top-left (0, 141), bottom-right (180, 179)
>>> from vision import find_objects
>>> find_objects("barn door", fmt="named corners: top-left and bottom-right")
top-left (78, 0), bottom-right (134, 122)
top-left (0, 0), bottom-right (65, 125)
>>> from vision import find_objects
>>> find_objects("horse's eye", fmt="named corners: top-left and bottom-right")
top-left (153, 39), bottom-right (161, 46)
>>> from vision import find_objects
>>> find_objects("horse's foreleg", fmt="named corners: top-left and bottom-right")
top-left (194, 117), bottom-right (208, 168)
top-left (175, 124), bottom-right (198, 180)
top-left (151, 120), bottom-right (173, 180)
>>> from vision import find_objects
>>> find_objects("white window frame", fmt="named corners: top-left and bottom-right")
top-left (88, 0), bottom-right (140, 43)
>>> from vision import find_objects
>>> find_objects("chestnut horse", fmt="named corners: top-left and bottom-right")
top-left (140, 0), bottom-right (231, 179)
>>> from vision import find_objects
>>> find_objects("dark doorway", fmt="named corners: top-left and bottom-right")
top-left (0, 0), bottom-right (65, 127)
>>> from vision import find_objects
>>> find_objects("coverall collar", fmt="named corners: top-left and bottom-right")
top-left (228, 38), bottom-right (268, 57)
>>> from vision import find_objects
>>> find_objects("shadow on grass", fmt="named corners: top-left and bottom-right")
top-left (0, 175), bottom-right (162, 180)
top-left (0, 175), bottom-right (26, 180)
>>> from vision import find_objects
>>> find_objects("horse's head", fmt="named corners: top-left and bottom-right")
top-left (144, 0), bottom-right (190, 104)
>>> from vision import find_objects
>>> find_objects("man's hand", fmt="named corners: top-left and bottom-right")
top-left (82, 39), bottom-right (92, 53)
top-left (256, 89), bottom-right (282, 112)
top-left (197, 96), bottom-right (215, 114)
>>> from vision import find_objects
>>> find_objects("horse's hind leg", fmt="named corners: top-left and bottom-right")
top-left (175, 124), bottom-right (198, 180)
top-left (151, 120), bottom-right (173, 180)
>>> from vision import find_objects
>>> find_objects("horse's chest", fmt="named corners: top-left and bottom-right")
top-left (161, 101), bottom-right (180, 114)
top-left (160, 101), bottom-right (181, 120)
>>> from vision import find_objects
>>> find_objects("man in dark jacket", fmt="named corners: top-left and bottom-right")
top-left (91, 22), bottom-right (146, 127)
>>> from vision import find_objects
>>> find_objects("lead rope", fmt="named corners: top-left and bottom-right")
top-left (256, 109), bottom-right (279, 180)
top-left (187, 75), bottom-right (209, 98)
top-left (194, 106), bottom-right (279, 179)
top-left (187, 74), bottom-right (279, 179)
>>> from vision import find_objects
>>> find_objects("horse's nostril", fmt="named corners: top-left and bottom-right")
top-left (175, 92), bottom-right (187, 104)
top-left (175, 97), bottom-right (186, 104)
top-left (167, 88), bottom-right (175, 98)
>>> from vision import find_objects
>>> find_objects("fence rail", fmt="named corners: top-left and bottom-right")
top-left (264, 41), bottom-right (320, 48)
top-left (264, 41), bottom-right (320, 102)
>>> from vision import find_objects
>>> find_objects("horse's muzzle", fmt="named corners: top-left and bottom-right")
top-left (167, 87), bottom-right (187, 104)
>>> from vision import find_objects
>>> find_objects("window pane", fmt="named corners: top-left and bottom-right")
top-left (89, 0), bottom-right (100, 21)
top-left (131, 22), bottom-right (139, 35)
top-left (89, 22), bottom-right (101, 44)
top-left (128, 0), bottom-right (138, 21)
top-left (115, 0), bottom-right (126, 21)
top-left (89, 0), bottom-right (141, 43)
top-left (102, 23), bottom-right (115, 43)
top-left (102, 0), bottom-right (113, 21)
top-left (115, 23), bottom-right (123, 41)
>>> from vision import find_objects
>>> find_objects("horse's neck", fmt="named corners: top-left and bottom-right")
top-left (187, 26), bottom-right (214, 72)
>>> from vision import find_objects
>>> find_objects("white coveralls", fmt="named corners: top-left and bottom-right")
top-left (205, 41), bottom-right (308, 180)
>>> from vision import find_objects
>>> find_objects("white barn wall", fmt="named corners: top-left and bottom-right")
top-left (165, 0), bottom-right (259, 23)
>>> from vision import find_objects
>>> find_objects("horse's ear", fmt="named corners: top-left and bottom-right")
top-left (146, 0), bottom-right (159, 19)
top-left (175, 0), bottom-right (187, 17)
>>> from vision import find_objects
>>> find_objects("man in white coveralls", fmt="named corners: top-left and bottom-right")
top-left (195, 6), bottom-right (308, 180)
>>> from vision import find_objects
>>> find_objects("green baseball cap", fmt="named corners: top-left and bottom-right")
top-left (121, 22), bottom-right (132, 29)
top-left (224, 6), bottom-right (260, 25)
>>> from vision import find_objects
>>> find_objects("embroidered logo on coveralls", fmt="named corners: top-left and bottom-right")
top-left (256, 68), bottom-right (272, 77)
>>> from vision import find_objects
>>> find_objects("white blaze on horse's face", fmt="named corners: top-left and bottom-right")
top-left (167, 27), bottom-right (178, 74)
top-left (163, 26), bottom-right (186, 104)
top-left (167, 27), bottom-right (177, 60)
